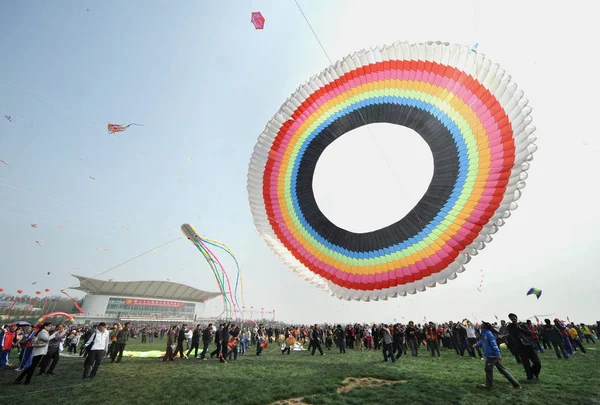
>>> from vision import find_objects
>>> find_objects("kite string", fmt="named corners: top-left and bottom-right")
top-left (0, 75), bottom-right (174, 168)
top-left (89, 237), bottom-right (183, 281)
top-left (291, 0), bottom-right (429, 231)
top-left (0, 182), bottom-right (177, 238)
top-left (292, 0), bottom-right (333, 65)
top-left (0, 76), bottom-right (98, 129)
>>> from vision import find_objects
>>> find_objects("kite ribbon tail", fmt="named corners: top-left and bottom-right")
top-left (6, 298), bottom-right (18, 317)
top-left (202, 246), bottom-right (232, 320)
top-left (62, 290), bottom-right (84, 313)
top-left (196, 243), bottom-right (229, 319)
top-left (206, 254), bottom-right (232, 319)
top-left (203, 239), bottom-right (246, 310)
top-left (199, 240), bottom-right (237, 321)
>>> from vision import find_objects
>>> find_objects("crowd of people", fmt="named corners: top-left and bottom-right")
top-left (1, 315), bottom-right (598, 389)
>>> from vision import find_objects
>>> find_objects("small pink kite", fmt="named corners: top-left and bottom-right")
top-left (107, 123), bottom-right (143, 134)
top-left (251, 12), bottom-right (265, 29)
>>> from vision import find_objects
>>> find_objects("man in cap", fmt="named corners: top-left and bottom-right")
top-left (507, 313), bottom-right (542, 381)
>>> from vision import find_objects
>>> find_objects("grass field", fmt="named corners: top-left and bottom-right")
top-left (1, 339), bottom-right (598, 405)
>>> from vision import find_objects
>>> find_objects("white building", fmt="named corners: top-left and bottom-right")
top-left (70, 275), bottom-right (221, 323)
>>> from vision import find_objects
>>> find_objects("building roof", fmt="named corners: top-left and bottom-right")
top-left (71, 275), bottom-right (221, 303)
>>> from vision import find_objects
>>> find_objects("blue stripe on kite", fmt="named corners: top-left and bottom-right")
top-left (287, 95), bottom-right (471, 259)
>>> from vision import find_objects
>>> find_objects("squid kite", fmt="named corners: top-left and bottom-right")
top-left (107, 123), bottom-right (144, 134)
top-left (181, 223), bottom-right (245, 320)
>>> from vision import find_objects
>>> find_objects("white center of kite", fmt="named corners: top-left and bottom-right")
top-left (313, 123), bottom-right (434, 234)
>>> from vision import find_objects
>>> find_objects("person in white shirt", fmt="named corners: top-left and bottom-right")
top-left (82, 322), bottom-right (110, 379)
top-left (465, 320), bottom-right (484, 359)
top-left (14, 322), bottom-right (52, 385)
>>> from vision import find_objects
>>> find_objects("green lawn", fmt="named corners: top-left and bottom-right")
top-left (1, 339), bottom-right (598, 405)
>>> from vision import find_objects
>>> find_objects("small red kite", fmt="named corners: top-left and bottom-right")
top-left (107, 123), bottom-right (144, 134)
top-left (251, 12), bottom-right (265, 29)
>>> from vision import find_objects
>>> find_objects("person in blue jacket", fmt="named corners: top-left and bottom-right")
top-left (474, 322), bottom-right (522, 389)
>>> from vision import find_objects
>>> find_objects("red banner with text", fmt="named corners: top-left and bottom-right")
top-left (124, 299), bottom-right (184, 308)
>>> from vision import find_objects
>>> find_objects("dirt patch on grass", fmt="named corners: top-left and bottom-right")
top-left (269, 377), bottom-right (408, 404)
top-left (337, 377), bottom-right (408, 393)
top-left (270, 397), bottom-right (307, 405)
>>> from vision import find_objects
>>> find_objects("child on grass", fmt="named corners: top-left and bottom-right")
top-left (474, 322), bottom-right (522, 390)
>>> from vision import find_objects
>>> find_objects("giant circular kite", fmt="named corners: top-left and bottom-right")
top-left (247, 41), bottom-right (536, 301)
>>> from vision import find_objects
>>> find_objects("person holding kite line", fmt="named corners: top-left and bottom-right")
top-left (474, 321), bottom-right (521, 390)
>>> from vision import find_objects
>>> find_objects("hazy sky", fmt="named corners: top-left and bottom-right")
top-left (1, 0), bottom-right (598, 324)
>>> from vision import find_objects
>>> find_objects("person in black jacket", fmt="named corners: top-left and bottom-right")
top-left (334, 325), bottom-right (346, 353)
top-left (175, 324), bottom-right (187, 360)
top-left (393, 324), bottom-right (405, 359)
top-left (405, 321), bottom-right (419, 357)
top-left (111, 322), bottom-right (130, 363)
top-left (79, 329), bottom-right (93, 357)
top-left (200, 323), bottom-right (212, 360)
top-left (186, 325), bottom-right (201, 358)
top-left (540, 319), bottom-right (568, 359)
top-left (220, 323), bottom-right (230, 363)
top-left (507, 313), bottom-right (542, 380)
top-left (210, 324), bottom-right (222, 359)
top-left (310, 325), bottom-right (325, 356)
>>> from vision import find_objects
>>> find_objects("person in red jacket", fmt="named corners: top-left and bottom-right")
top-left (526, 320), bottom-right (544, 353)
top-left (1, 324), bottom-right (17, 368)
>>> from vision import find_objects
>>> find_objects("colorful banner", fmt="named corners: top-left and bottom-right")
top-left (124, 299), bottom-right (184, 308)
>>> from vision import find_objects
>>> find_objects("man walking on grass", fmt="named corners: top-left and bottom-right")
top-left (83, 323), bottom-right (110, 379)
top-left (508, 313), bottom-right (542, 381)
top-left (200, 323), bottom-right (212, 360)
top-left (111, 322), bottom-right (130, 363)
top-left (310, 324), bottom-right (325, 356)
top-left (474, 321), bottom-right (521, 390)
top-left (39, 323), bottom-right (66, 375)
